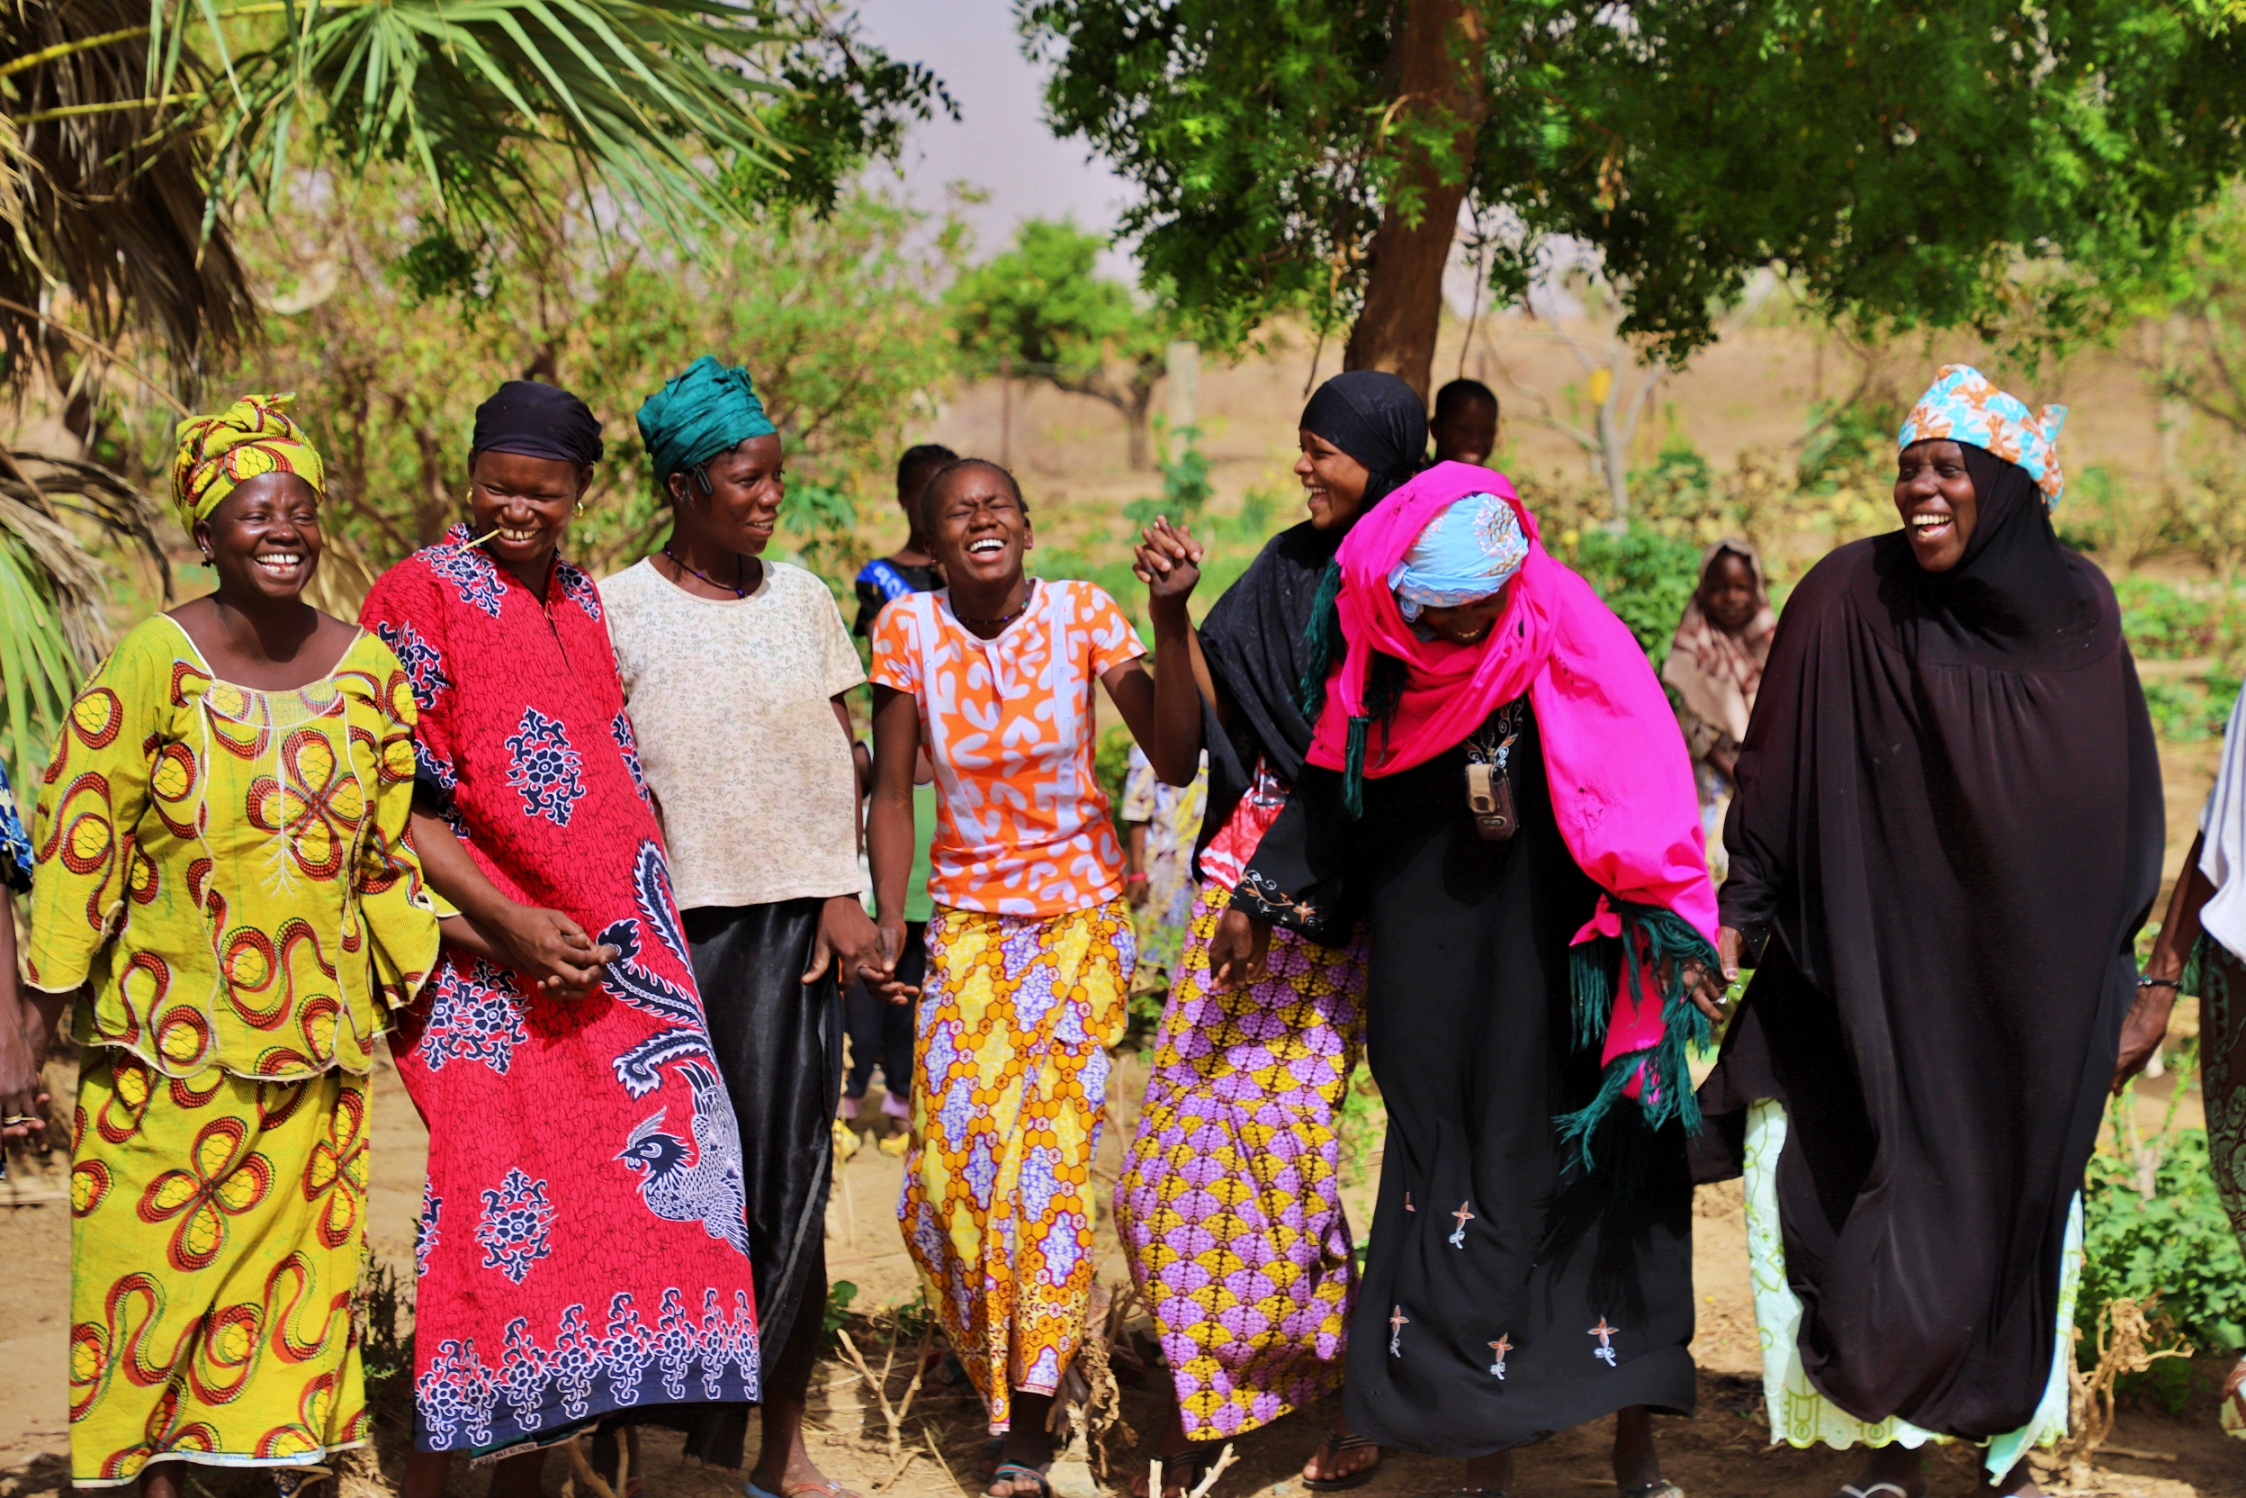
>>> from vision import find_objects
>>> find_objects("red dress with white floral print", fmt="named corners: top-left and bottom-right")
top-left (360, 525), bottom-right (759, 1458)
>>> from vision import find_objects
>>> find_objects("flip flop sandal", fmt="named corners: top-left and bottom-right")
top-left (1837, 1485), bottom-right (1916, 1498)
top-left (1302, 1431), bottom-right (1384, 1493)
top-left (748, 1479), bottom-right (864, 1498)
top-left (1621, 1484), bottom-right (1685, 1498)
top-left (990, 1463), bottom-right (1053, 1498)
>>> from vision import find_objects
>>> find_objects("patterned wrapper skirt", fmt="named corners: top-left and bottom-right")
top-left (69, 1049), bottom-right (371, 1487)
top-left (2193, 937), bottom-right (2246, 1438)
top-left (900, 899), bottom-right (1134, 1433)
top-left (1742, 1098), bottom-right (2079, 1478)
top-left (1115, 884), bottom-right (1370, 1440)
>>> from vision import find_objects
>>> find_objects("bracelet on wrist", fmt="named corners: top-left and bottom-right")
top-left (2137, 976), bottom-right (2181, 992)
top-left (1124, 872), bottom-right (1149, 885)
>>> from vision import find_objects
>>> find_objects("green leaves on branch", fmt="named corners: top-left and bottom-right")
top-left (1024, 0), bottom-right (2246, 364)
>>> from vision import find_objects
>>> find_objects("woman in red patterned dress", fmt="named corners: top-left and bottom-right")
top-left (359, 382), bottom-right (760, 1498)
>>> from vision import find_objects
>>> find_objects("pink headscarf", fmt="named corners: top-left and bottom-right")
top-left (1305, 462), bottom-right (1719, 1156)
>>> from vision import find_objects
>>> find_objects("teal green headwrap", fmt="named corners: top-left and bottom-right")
top-left (636, 355), bottom-right (778, 483)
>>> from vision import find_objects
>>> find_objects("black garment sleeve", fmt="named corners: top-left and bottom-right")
top-left (1228, 762), bottom-right (1358, 946)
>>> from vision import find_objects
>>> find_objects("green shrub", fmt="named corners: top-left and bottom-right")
top-left (1567, 522), bottom-right (1705, 662)
top-left (2080, 1125), bottom-right (2246, 1357)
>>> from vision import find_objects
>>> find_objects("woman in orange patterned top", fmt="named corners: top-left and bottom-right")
top-left (24, 394), bottom-right (440, 1494)
top-left (867, 458), bottom-right (1200, 1498)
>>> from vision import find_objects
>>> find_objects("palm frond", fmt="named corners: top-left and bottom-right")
top-left (0, 451), bottom-right (165, 790)
top-left (206, 0), bottom-right (799, 244)
top-left (0, 0), bottom-right (254, 400)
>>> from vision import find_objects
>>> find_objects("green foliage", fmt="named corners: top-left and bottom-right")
top-left (0, 528), bottom-right (80, 793)
top-left (2081, 1124), bottom-right (2246, 1356)
top-left (823, 1279), bottom-right (860, 1343)
top-left (1024, 0), bottom-right (2246, 363)
top-left (195, 0), bottom-right (943, 253)
top-left (1095, 724), bottom-right (1135, 843)
top-left (226, 176), bottom-right (960, 592)
top-left (1564, 523), bottom-right (1704, 663)
top-left (354, 1258), bottom-right (411, 1388)
top-left (947, 218), bottom-right (1173, 463)
top-left (1125, 424), bottom-right (1214, 528)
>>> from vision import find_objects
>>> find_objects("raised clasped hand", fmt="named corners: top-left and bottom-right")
top-left (1132, 516), bottom-right (1205, 616)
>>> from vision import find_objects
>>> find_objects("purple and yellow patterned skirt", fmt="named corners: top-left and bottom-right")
top-left (1115, 883), bottom-right (1371, 1440)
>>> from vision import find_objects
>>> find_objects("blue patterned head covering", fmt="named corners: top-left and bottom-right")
top-left (1387, 491), bottom-right (1530, 621)
top-left (636, 356), bottom-right (778, 483)
top-left (1898, 363), bottom-right (2068, 508)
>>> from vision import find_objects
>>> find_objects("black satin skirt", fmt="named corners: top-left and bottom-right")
top-left (685, 899), bottom-right (844, 1368)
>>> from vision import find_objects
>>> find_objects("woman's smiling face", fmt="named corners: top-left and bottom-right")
top-left (1296, 430), bottom-right (1372, 530)
top-left (468, 450), bottom-right (591, 573)
top-left (925, 463), bottom-right (1032, 586)
top-left (1893, 439), bottom-right (1979, 573)
top-left (197, 472), bottom-right (324, 604)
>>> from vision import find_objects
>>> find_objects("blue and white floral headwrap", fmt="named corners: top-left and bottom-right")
top-left (1387, 491), bottom-right (1530, 621)
top-left (1898, 363), bottom-right (2068, 508)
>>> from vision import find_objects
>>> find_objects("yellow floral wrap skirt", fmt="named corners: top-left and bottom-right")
top-left (900, 900), bottom-right (1133, 1433)
top-left (70, 1048), bottom-right (371, 1487)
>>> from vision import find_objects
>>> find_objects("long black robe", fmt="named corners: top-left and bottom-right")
top-left (1698, 449), bottom-right (2163, 1438)
top-left (1235, 701), bottom-right (1697, 1455)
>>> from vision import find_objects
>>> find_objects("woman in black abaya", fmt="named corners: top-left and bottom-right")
top-left (1699, 366), bottom-right (2163, 1497)
top-left (1116, 371), bottom-right (1423, 1496)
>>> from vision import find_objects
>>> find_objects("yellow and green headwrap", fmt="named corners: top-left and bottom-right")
top-left (170, 392), bottom-right (326, 533)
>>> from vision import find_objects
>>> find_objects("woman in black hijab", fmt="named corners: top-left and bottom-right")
top-left (1116, 371), bottom-right (1423, 1497)
top-left (1699, 366), bottom-right (2163, 1497)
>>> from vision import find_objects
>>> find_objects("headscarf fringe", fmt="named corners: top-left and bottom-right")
top-left (1342, 715), bottom-right (1369, 818)
top-left (1297, 558), bottom-right (1345, 722)
top-left (1555, 902), bottom-right (1716, 1174)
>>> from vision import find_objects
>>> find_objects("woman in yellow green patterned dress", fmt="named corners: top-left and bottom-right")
top-left (23, 394), bottom-right (440, 1494)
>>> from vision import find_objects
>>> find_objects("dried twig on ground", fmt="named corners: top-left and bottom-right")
top-left (562, 1429), bottom-right (629, 1498)
top-left (2060, 1296), bottom-right (2194, 1486)
top-left (1145, 1442), bottom-right (1236, 1498)
top-left (836, 1323), bottom-right (935, 1460)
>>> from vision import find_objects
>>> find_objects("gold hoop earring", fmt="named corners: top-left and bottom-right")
top-left (574, 500), bottom-right (586, 517)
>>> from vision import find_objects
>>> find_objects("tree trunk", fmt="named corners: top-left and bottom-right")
top-left (1126, 380), bottom-right (1157, 470)
top-left (1342, 0), bottom-right (1488, 404)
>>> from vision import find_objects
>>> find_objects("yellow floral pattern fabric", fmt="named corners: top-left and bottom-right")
top-left (169, 392), bottom-right (325, 532)
top-left (69, 1049), bottom-right (371, 1486)
top-left (28, 619), bottom-right (438, 1079)
top-left (1744, 1099), bottom-right (2078, 1479)
top-left (900, 900), bottom-right (1133, 1432)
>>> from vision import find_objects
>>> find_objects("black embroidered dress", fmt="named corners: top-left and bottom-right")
top-left (1233, 699), bottom-right (1697, 1455)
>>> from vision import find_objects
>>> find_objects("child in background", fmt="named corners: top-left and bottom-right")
top-left (854, 442), bottom-right (956, 636)
top-left (1428, 377), bottom-right (1500, 465)
top-left (1121, 743), bottom-right (1207, 990)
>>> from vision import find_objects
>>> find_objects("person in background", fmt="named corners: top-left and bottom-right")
top-left (842, 442), bottom-right (956, 1152)
top-left (29, 394), bottom-right (440, 1493)
top-left (1116, 370), bottom-right (1422, 1497)
top-left (1208, 464), bottom-right (1721, 1498)
top-left (1428, 378), bottom-right (1499, 466)
top-left (1660, 541), bottom-right (1775, 882)
top-left (359, 381), bottom-right (762, 1495)
top-left (854, 442), bottom-right (957, 636)
top-left (2129, 688), bottom-right (2246, 1438)
top-left (606, 355), bottom-right (887, 1498)
top-left (1700, 366), bottom-right (2161, 1497)
top-left (0, 761), bottom-right (39, 1151)
top-left (868, 457), bottom-right (1199, 1498)
top-left (1120, 743), bottom-right (1207, 989)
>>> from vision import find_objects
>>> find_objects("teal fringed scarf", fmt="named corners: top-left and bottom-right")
top-left (1555, 899), bottom-right (1718, 1172)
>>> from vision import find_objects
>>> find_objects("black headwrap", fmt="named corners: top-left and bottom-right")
top-left (1698, 445), bottom-right (2163, 1438)
top-left (1297, 369), bottom-right (1428, 509)
top-left (1192, 370), bottom-right (1426, 868)
top-left (470, 380), bottom-right (606, 467)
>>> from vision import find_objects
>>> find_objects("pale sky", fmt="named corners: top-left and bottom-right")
top-left (851, 0), bottom-right (1141, 279)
